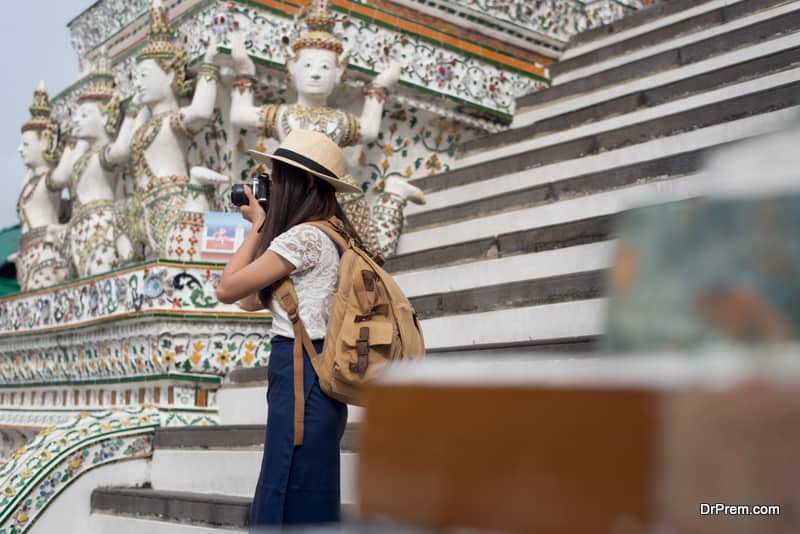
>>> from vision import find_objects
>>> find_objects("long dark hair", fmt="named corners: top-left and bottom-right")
top-left (255, 160), bottom-right (362, 305)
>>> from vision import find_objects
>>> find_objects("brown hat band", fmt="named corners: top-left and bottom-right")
top-left (273, 148), bottom-right (338, 180)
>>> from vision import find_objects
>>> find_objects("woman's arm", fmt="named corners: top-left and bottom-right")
top-left (216, 187), bottom-right (294, 304)
top-left (237, 293), bottom-right (266, 311)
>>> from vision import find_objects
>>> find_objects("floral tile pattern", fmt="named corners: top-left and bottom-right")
top-left (0, 407), bottom-right (159, 534)
top-left (0, 261), bottom-right (258, 336)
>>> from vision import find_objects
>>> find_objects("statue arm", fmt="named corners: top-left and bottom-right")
top-left (180, 45), bottom-right (221, 133)
top-left (49, 139), bottom-right (89, 189)
top-left (358, 96), bottom-right (384, 145)
top-left (228, 33), bottom-right (263, 132)
top-left (105, 105), bottom-right (150, 166)
top-left (357, 61), bottom-right (401, 144)
top-left (230, 81), bottom-right (264, 131)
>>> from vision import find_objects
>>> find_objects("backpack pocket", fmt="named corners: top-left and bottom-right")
top-left (337, 316), bottom-right (395, 383)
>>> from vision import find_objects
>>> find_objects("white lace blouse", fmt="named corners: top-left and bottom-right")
top-left (267, 223), bottom-right (340, 339)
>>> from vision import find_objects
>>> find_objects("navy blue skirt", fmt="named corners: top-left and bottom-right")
top-left (249, 335), bottom-right (348, 529)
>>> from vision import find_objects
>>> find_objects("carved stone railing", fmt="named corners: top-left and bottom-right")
top-left (0, 407), bottom-right (159, 534)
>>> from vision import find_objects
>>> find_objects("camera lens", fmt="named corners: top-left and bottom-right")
top-left (230, 184), bottom-right (248, 207)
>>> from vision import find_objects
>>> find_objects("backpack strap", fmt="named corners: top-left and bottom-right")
top-left (272, 277), bottom-right (320, 447)
top-left (306, 217), bottom-right (352, 252)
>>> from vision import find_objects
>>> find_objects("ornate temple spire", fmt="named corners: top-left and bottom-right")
top-left (21, 81), bottom-right (56, 134)
top-left (78, 47), bottom-right (116, 103)
top-left (292, 0), bottom-right (343, 55)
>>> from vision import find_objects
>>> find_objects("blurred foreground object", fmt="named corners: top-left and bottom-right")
top-left (357, 357), bottom-right (800, 533)
top-left (606, 122), bottom-right (800, 351)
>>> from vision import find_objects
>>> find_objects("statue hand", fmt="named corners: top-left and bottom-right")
top-left (230, 32), bottom-right (256, 76)
top-left (373, 60), bottom-right (402, 89)
top-left (190, 166), bottom-right (230, 186)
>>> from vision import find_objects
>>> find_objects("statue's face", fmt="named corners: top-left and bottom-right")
top-left (290, 48), bottom-right (340, 99)
top-left (74, 102), bottom-right (106, 141)
top-left (18, 131), bottom-right (47, 169)
top-left (135, 59), bottom-right (175, 105)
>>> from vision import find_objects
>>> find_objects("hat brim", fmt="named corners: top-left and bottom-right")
top-left (248, 149), bottom-right (362, 195)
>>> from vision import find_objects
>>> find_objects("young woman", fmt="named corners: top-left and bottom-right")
top-left (215, 130), bottom-right (363, 527)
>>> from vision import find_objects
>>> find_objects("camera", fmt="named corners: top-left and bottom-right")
top-left (231, 172), bottom-right (270, 211)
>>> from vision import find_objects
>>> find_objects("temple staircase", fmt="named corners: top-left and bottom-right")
top-left (81, 0), bottom-right (800, 531)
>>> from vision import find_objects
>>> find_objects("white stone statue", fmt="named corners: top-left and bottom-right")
top-left (227, 0), bottom-right (424, 259)
top-left (50, 50), bottom-right (144, 278)
top-left (15, 82), bottom-right (70, 290)
top-left (127, 0), bottom-right (221, 261)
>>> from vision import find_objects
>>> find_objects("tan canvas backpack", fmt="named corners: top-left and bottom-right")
top-left (272, 217), bottom-right (425, 445)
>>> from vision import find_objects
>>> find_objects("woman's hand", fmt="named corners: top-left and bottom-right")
top-left (240, 185), bottom-right (266, 228)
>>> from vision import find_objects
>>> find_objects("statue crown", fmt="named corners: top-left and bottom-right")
top-left (21, 81), bottom-right (57, 134)
top-left (78, 48), bottom-right (116, 103)
top-left (291, 0), bottom-right (343, 56)
top-left (137, 0), bottom-right (184, 63)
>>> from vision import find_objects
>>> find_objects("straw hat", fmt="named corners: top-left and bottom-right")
top-left (247, 130), bottom-right (362, 194)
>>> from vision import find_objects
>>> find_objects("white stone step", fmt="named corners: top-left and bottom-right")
top-left (555, 0), bottom-right (800, 85)
top-left (415, 106), bottom-right (798, 217)
top-left (90, 514), bottom-right (243, 534)
top-left (421, 298), bottom-right (608, 351)
top-left (150, 448), bottom-right (359, 504)
top-left (514, 30), bottom-right (800, 127)
top-left (454, 66), bottom-right (800, 171)
top-left (398, 174), bottom-right (698, 256)
top-left (560, 0), bottom-right (747, 61)
top-left (395, 241), bottom-right (616, 294)
top-left (218, 382), bottom-right (365, 426)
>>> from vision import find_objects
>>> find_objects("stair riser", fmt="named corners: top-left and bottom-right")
top-left (150, 449), bottom-right (359, 503)
top-left (398, 173), bottom-right (699, 256)
top-left (524, 6), bottom-right (800, 107)
top-left (153, 423), bottom-right (361, 451)
top-left (422, 105), bottom-right (794, 215)
top-left (91, 490), bottom-right (250, 530)
top-left (420, 299), bottom-right (607, 351)
top-left (217, 386), bottom-right (365, 426)
top-left (411, 271), bottom-right (605, 320)
top-left (90, 514), bottom-right (244, 534)
top-left (397, 241), bottom-right (615, 298)
top-left (416, 82), bottom-right (800, 194)
top-left (566, 0), bottom-right (723, 50)
top-left (467, 46), bottom-right (800, 155)
top-left (388, 215), bottom-right (613, 273)
top-left (407, 151), bottom-right (703, 231)
top-left (552, 0), bottom-right (792, 77)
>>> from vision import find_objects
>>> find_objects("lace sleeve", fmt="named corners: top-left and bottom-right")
top-left (268, 224), bottom-right (326, 273)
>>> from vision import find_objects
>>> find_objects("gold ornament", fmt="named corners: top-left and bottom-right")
top-left (290, 0), bottom-right (344, 58)
top-left (78, 48), bottom-right (125, 136)
top-left (21, 81), bottom-right (61, 164)
top-left (137, 0), bottom-right (194, 97)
